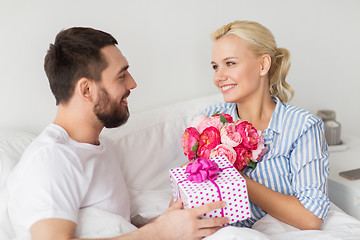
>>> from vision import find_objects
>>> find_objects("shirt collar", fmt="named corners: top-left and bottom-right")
top-left (266, 97), bottom-right (285, 134)
top-left (231, 97), bottom-right (285, 134)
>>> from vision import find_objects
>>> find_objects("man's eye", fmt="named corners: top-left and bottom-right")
top-left (119, 74), bottom-right (126, 79)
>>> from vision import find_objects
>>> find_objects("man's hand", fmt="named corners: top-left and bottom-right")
top-left (141, 200), bottom-right (229, 240)
top-left (30, 200), bottom-right (228, 240)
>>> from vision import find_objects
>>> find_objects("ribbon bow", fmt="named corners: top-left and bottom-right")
top-left (185, 158), bottom-right (220, 183)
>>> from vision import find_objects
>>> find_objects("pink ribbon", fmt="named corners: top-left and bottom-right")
top-left (178, 158), bottom-right (234, 218)
top-left (185, 158), bottom-right (220, 183)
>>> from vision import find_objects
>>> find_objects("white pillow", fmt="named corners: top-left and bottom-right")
top-left (0, 129), bottom-right (35, 240)
top-left (0, 129), bottom-right (35, 189)
top-left (130, 189), bottom-right (172, 219)
top-left (75, 207), bottom-right (137, 238)
top-left (102, 94), bottom-right (223, 197)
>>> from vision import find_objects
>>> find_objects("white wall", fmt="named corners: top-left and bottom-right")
top-left (1, 0), bottom-right (359, 138)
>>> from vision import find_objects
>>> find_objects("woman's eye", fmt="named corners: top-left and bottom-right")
top-left (226, 62), bottom-right (234, 66)
top-left (212, 65), bottom-right (218, 70)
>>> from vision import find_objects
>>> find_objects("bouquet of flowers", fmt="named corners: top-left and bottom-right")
top-left (181, 112), bottom-right (266, 171)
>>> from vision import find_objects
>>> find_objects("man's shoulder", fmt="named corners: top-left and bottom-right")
top-left (20, 124), bottom-right (78, 166)
top-left (26, 124), bottom-right (66, 148)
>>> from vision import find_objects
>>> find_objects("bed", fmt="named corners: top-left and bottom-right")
top-left (1, 94), bottom-right (360, 239)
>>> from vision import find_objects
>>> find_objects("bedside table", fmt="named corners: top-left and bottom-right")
top-left (328, 136), bottom-right (360, 219)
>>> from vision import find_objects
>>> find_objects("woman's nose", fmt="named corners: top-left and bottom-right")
top-left (214, 68), bottom-right (227, 82)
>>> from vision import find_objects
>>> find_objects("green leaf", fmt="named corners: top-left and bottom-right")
top-left (212, 111), bottom-right (220, 117)
top-left (248, 161), bottom-right (257, 170)
top-left (219, 114), bottom-right (229, 124)
top-left (190, 141), bottom-right (199, 159)
top-left (190, 141), bottom-right (199, 152)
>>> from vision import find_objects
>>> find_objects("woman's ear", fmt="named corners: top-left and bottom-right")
top-left (260, 54), bottom-right (271, 77)
top-left (76, 78), bottom-right (95, 102)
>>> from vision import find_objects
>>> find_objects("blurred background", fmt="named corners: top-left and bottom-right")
top-left (1, 0), bottom-right (359, 137)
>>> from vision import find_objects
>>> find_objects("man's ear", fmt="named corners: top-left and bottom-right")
top-left (76, 78), bottom-right (95, 102)
top-left (260, 54), bottom-right (271, 77)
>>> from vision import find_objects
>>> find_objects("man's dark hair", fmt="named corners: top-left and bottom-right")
top-left (44, 27), bottom-right (118, 105)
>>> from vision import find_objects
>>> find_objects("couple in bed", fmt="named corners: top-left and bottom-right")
top-left (7, 20), bottom-right (329, 240)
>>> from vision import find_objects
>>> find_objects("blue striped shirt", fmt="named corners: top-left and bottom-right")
top-left (202, 98), bottom-right (330, 228)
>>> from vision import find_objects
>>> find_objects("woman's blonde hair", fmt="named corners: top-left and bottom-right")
top-left (211, 20), bottom-right (294, 102)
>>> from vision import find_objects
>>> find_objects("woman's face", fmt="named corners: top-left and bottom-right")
top-left (211, 34), bottom-right (264, 103)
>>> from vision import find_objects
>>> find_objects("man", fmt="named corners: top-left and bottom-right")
top-left (7, 27), bottom-right (228, 240)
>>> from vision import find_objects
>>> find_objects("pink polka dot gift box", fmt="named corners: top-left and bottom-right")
top-left (169, 155), bottom-right (251, 224)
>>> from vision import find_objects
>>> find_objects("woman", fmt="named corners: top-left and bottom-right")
top-left (204, 20), bottom-right (329, 230)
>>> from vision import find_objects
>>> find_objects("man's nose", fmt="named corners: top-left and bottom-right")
top-left (127, 73), bottom-right (137, 90)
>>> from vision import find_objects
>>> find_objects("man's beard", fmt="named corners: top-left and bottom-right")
top-left (93, 86), bottom-right (130, 128)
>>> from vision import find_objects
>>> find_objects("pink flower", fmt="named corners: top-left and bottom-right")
top-left (235, 120), bottom-right (261, 150)
top-left (220, 123), bottom-right (242, 147)
top-left (210, 144), bottom-right (237, 164)
top-left (212, 113), bottom-right (234, 124)
top-left (181, 113), bottom-right (265, 171)
top-left (223, 114), bottom-right (234, 123)
top-left (233, 146), bottom-right (252, 171)
top-left (190, 114), bottom-right (208, 129)
top-left (185, 158), bottom-right (220, 183)
top-left (197, 116), bottom-right (223, 134)
top-left (181, 127), bottom-right (200, 161)
top-left (251, 131), bottom-right (266, 162)
top-left (197, 127), bottom-right (221, 159)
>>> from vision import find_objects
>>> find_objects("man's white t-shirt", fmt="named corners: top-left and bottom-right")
top-left (7, 124), bottom-right (130, 235)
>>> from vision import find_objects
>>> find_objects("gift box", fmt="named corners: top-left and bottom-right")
top-left (169, 155), bottom-right (251, 223)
